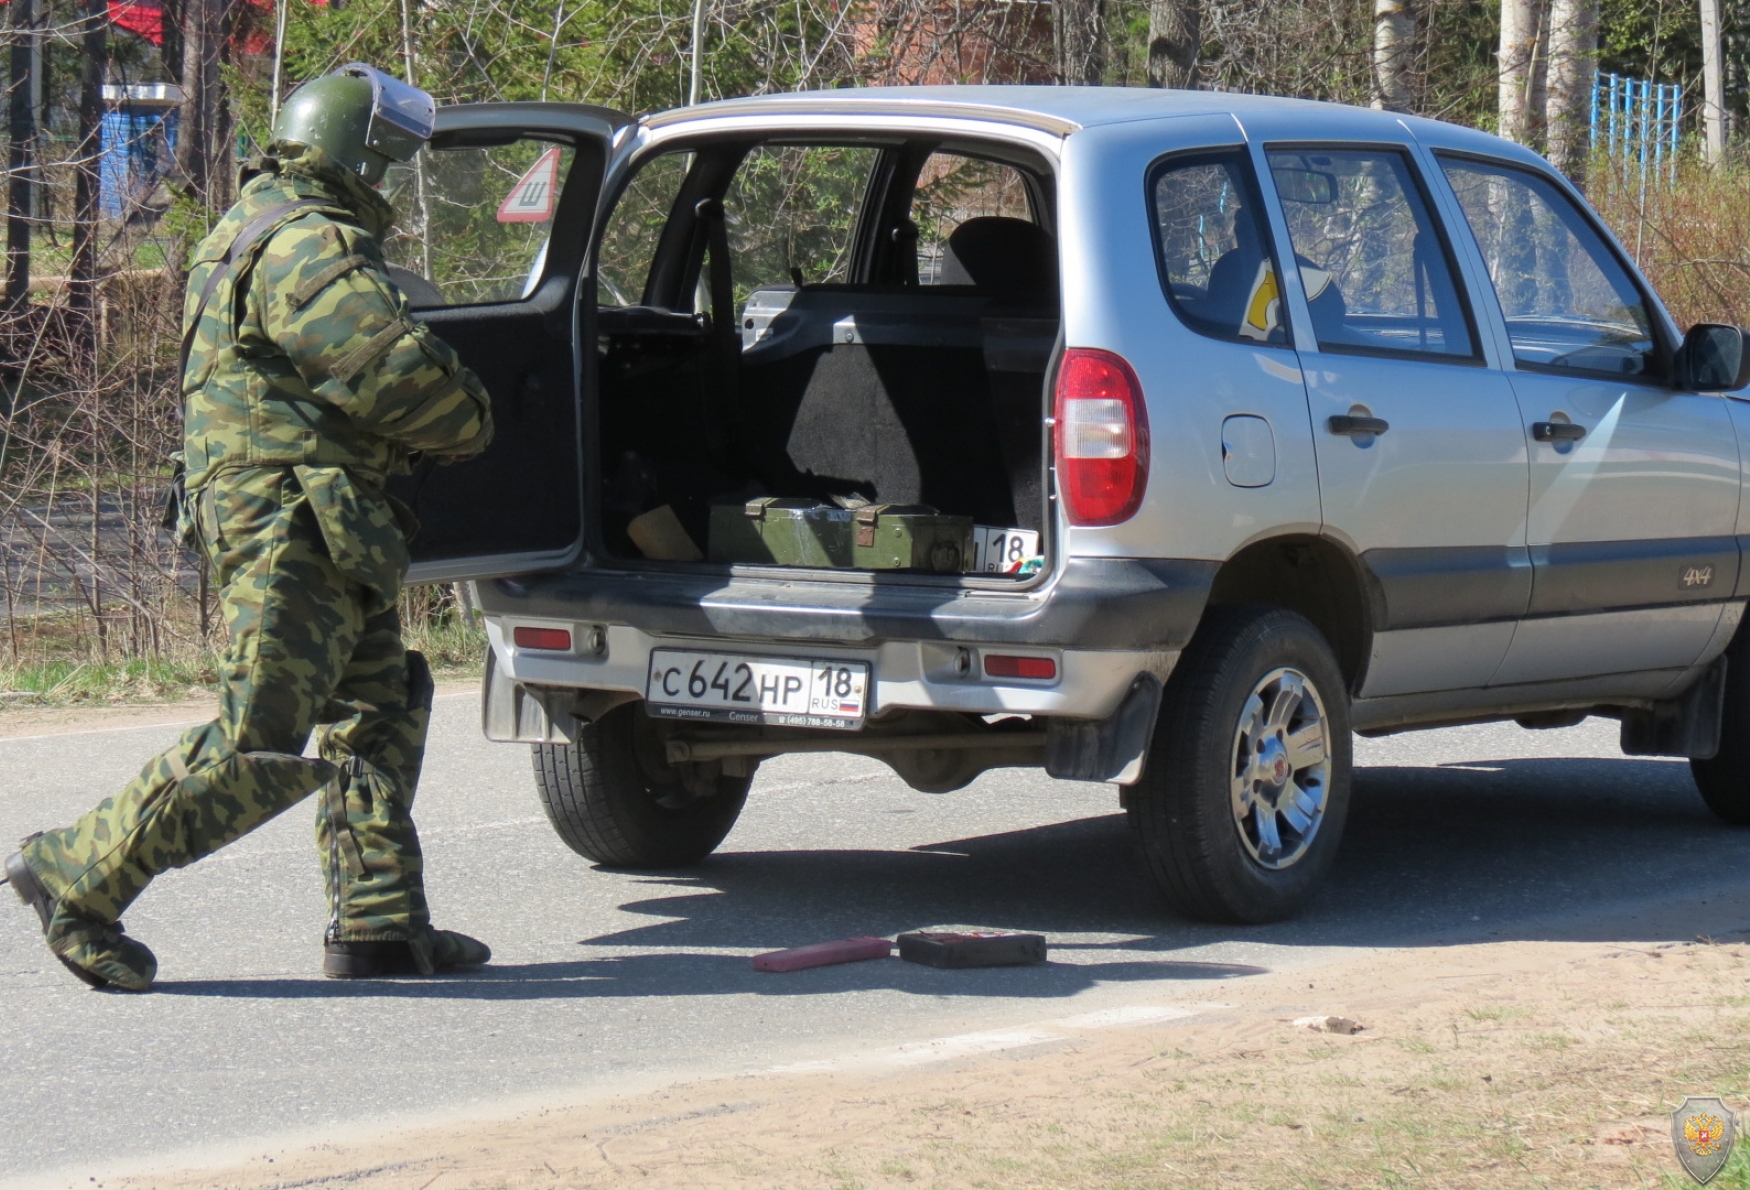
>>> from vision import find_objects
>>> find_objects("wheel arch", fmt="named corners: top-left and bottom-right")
top-left (1205, 535), bottom-right (1373, 694)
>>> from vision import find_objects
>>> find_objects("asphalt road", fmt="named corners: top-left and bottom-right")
top-left (2, 693), bottom-right (1748, 1186)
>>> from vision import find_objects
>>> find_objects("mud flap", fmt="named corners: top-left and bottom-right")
top-left (1044, 672), bottom-right (1163, 784)
top-left (1621, 656), bottom-right (1727, 759)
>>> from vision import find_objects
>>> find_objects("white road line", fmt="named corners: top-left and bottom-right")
top-left (769, 1027), bottom-right (1063, 1074)
top-left (0, 691), bottom-right (476, 747)
top-left (0, 717), bottom-right (208, 745)
top-left (885, 1027), bottom-right (1065, 1066)
top-left (765, 1005), bottom-right (1204, 1075)
top-left (1050, 1005), bottom-right (1198, 1029)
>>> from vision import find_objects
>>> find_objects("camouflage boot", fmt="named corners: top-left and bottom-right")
top-left (6, 848), bottom-right (156, 992)
top-left (17, 724), bottom-right (339, 991)
top-left (323, 926), bottom-right (491, 978)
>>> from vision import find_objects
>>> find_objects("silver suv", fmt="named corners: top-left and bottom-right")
top-left (387, 87), bottom-right (1750, 924)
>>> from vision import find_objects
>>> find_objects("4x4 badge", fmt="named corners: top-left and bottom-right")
top-left (1683, 565), bottom-right (1715, 589)
top-left (1672, 1096), bottom-right (1737, 1183)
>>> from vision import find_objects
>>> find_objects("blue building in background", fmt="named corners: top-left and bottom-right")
top-left (99, 83), bottom-right (180, 218)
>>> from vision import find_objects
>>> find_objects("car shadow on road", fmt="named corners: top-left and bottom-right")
top-left (153, 752), bottom-right (1750, 999)
top-left (150, 951), bottom-right (1266, 1001)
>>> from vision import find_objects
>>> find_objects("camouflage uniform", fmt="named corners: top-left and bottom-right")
top-left (14, 143), bottom-right (492, 990)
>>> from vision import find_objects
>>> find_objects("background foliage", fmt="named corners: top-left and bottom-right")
top-left (1, 0), bottom-right (1749, 698)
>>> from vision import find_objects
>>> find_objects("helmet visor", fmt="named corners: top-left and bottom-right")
top-left (341, 63), bottom-right (436, 163)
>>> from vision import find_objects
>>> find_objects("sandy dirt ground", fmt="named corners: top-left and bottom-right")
top-left (71, 902), bottom-right (1750, 1190)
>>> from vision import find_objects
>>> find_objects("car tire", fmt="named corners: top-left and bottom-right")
top-left (1690, 631), bottom-right (1750, 824)
top-left (531, 704), bottom-right (753, 867)
top-left (1129, 604), bottom-right (1353, 924)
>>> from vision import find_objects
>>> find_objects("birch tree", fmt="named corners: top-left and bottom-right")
top-left (1544, 0), bottom-right (1597, 183)
top-left (1147, 0), bottom-right (1200, 89)
top-left (1498, 0), bottom-right (1546, 143)
top-left (1054, 0), bottom-right (1106, 84)
top-left (1371, 0), bottom-right (1416, 109)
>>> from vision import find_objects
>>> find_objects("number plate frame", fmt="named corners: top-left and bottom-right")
top-left (645, 649), bottom-right (871, 730)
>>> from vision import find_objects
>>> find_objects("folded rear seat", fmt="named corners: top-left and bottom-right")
top-left (738, 216), bottom-right (1060, 532)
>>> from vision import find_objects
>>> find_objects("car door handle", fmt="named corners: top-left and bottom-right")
top-left (1327, 415), bottom-right (1390, 437)
top-left (1531, 420), bottom-right (1587, 442)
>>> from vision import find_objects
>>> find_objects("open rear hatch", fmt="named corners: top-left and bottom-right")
top-left (592, 135), bottom-right (1061, 584)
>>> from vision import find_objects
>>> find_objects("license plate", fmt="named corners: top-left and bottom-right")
top-left (645, 649), bottom-right (870, 729)
top-left (972, 526), bottom-right (1041, 573)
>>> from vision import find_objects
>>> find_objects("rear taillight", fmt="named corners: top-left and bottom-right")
top-left (1054, 348), bottom-right (1149, 526)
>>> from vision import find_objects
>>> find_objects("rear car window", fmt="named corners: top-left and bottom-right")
top-left (1149, 150), bottom-right (1289, 346)
top-left (723, 144), bottom-right (880, 300)
top-left (1439, 156), bottom-right (1659, 377)
top-left (381, 139), bottom-right (575, 307)
top-left (1265, 147), bottom-right (1477, 360)
top-left (911, 152), bottom-right (1034, 285)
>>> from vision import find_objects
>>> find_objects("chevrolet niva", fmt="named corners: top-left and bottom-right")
top-left (380, 87), bottom-right (1750, 923)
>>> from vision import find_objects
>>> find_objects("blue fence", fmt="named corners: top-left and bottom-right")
top-left (1591, 71), bottom-right (1682, 181)
top-left (98, 108), bottom-right (177, 219)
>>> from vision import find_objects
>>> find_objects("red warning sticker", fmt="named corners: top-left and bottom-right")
top-left (496, 147), bottom-right (561, 223)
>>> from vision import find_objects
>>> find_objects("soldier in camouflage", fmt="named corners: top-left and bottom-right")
top-left (3, 64), bottom-right (493, 991)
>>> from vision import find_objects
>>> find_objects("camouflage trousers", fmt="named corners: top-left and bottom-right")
top-left (22, 465), bottom-right (434, 945)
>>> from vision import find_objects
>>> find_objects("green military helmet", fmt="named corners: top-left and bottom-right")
top-left (273, 63), bottom-right (435, 185)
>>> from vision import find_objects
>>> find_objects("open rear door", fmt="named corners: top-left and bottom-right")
top-left (379, 102), bottom-right (627, 583)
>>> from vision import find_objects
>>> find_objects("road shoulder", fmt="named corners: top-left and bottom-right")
top-left (85, 888), bottom-right (1750, 1190)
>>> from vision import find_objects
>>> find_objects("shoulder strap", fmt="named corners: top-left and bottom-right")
top-left (180, 198), bottom-right (334, 376)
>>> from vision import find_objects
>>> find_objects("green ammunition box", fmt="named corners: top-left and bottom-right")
top-left (849, 504), bottom-right (973, 572)
top-left (708, 497), bottom-right (852, 567)
top-left (708, 498), bottom-right (972, 573)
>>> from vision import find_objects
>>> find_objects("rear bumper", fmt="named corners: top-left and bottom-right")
top-left (475, 556), bottom-right (1216, 649)
top-left (474, 556), bottom-right (1214, 727)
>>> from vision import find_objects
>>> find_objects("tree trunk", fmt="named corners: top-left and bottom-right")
top-left (1147, 0), bottom-right (1200, 89)
top-left (69, 0), bottom-right (107, 362)
top-left (175, 0), bottom-right (208, 205)
top-left (1544, 0), bottom-right (1597, 184)
top-left (1054, 0), bottom-right (1105, 85)
top-left (6, 0), bottom-right (37, 316)
top-left (1701, 0), bottom-right (1727, 164)
top-left (176, 0), bottom-right (231, 210)
top-left (1371, 0), bottom-right (1417, 111)
top-left (211, 0), bottom-right (236, 209)
top-left (1498, 0), bottom-right (1545, 144)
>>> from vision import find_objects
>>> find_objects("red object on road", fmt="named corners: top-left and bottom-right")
top-left (751, 936), bottom-right (893, 972)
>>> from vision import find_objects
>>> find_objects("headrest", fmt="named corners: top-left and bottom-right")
top-left (939, 217), bottom-right (1058, 293)
top-left (1231, 206), bottom-right (1259, 254)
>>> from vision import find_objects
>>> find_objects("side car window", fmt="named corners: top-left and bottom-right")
top-left (722, 144), bottom-right (880, 303)
top-left (381, 139), bottom-right (574, 307)
top-left (911, 152), bottom-right (1034, 285)
top-left (1149, 150), bottom-right (1289, 346)
top-left (596, 151), bottom-right (690, 308)
top-left (1265, 147), bottom-right (1477, 360)
top-left (1440, 156), bottom-right (1659, 377)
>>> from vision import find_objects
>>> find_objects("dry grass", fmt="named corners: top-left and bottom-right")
top-left (1589, 152), bottom-right (1750, 331)
top-left (0, 592), bottom-right (484, 709)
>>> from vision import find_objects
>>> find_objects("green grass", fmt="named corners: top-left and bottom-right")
top-left (0, 655), bottom-right (218, 706)
top-left (0, 617), bottom-right (485, 709)
top-left (403, 615), bottom-right (489, 679)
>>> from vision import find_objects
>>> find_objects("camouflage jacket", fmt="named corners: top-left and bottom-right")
top-left (180, 144), bottom-right (493, 492)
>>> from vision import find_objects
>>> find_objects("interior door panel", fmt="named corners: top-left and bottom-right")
top-left (386, 103), bottom-right (624, 584)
